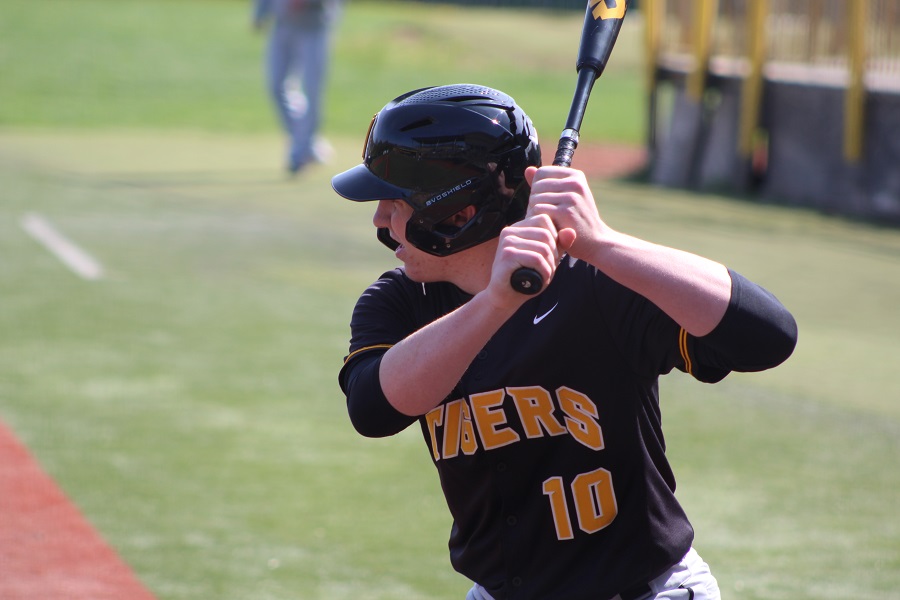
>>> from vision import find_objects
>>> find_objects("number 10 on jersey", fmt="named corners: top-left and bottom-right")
top-left (542, 467), bottom-right (618, 540)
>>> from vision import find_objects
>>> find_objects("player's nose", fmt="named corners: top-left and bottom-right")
top-left (372, 199), bottom-right (393, 228)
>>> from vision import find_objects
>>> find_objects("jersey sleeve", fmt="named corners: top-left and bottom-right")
top-left (340, 353), bottom-right (416, 438)
top-left (592, 266), bottom-right (797, 384)
top-left (338, 269), bottom-right (421, 438)
top-left (685, 269), bottom-right (798, 381)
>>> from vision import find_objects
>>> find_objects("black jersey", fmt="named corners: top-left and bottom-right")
top-left (339, 257), bottom-right (797, 600)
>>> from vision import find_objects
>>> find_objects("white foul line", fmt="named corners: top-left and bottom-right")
top-left (20, 213), bottom-right (105, 281)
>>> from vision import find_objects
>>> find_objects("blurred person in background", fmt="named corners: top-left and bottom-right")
top-left (253, 0), bottom-right (342, 175)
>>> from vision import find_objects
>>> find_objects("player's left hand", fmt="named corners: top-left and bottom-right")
top-left (524, 165), bottom-right (611, 263)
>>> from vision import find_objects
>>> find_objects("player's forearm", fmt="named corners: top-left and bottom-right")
top-left (379, 292), bottom-right (517, 416)
top-left (587, 231), bottom-right (732, 337)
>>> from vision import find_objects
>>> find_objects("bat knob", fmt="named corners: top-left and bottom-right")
top-left (510, 267), bottom-right (543, 295)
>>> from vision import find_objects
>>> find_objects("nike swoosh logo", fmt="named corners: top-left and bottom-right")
top-left (533, 302), bottom-right (559, 325)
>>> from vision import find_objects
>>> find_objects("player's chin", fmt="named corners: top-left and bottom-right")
top-left (399, 256), bottom-right (440, 283)
top-left (399, 262), bottom-right (430, 282)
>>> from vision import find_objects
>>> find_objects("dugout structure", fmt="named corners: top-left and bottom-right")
top-left (645, 0), bottom-right (900, 222)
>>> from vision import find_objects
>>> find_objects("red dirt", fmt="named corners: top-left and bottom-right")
top-left (0, 420), bottom-right (156, 600)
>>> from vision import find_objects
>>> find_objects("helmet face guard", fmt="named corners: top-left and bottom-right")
top-left (332, 84), bottom-right (541, 256)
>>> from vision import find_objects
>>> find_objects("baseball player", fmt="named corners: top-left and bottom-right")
top-left (333, 84), bottom-right (798, 600)
top-left (252, 0), bottom-right (341, 174)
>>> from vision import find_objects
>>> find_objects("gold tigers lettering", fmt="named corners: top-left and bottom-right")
top-left (425, 386), bottom-right (604, 461)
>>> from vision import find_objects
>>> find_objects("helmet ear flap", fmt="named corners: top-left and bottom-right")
top-left (502, 178), bottom-right (531, 226)
top-left (404, 174), bottom-right (531, 257)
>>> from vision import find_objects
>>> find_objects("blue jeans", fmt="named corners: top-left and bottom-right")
top-left (265, 22), bottom-right (331, 168)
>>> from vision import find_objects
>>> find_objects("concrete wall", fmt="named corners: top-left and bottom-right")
top-left (649, 71), bottom-right (900, 224)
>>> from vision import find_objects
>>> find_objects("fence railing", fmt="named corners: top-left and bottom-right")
top-left (646, 0), bottom-right (900, 161)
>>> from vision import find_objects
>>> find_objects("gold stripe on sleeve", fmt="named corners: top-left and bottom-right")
top-left (344, 344), bottom-right (394, 364)
top-left (679, 328), bottom-right (693, 376)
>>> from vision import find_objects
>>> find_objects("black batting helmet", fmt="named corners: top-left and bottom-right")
top-left (331, 84), bottom-right (541, 256)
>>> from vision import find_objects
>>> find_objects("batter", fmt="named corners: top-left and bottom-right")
top-left (333, 84), bottom-right (797, 600)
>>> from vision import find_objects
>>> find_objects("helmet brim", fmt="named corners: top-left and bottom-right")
top-left (331, 164), bottom-right (410, 203)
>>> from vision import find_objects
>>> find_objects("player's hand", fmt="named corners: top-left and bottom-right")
top-left (487, 215), bottom-right (560, 305)
top-left (524, 165), bottom-right (610, 263)
top-left (486, 195), bottom-right (574, 305)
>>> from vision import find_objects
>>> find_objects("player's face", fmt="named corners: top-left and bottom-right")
top-left (373, 199), bottom-right (449, 281)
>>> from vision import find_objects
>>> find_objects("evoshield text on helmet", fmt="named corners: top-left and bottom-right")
top-left (331, 84), bottom-right (541, 256)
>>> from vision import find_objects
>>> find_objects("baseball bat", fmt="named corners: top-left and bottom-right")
top-left (509, 0), bottom-right (628, 295)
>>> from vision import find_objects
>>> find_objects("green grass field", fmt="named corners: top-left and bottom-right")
top-left (2, 1), bottom-right (899, 599)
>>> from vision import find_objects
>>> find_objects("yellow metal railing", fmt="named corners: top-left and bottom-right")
top-left (844, 0), bottom-right (867, 161)
top-left (645, 0), bottom-right (900, 164)
top-left (687, 0), bottom-right (719, 101)
top-left (738, 0), bottom-right (768, 158)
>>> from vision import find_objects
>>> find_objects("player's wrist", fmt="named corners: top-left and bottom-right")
top-left (478, 282), bottom-right (530, 319)
top-left (576, 227), bottom-right (626, 269)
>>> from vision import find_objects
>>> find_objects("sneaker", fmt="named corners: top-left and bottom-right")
top-left (312, 137), bottom-right (335, 164)
top-left (287, 156), bottom-right (306, 175)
